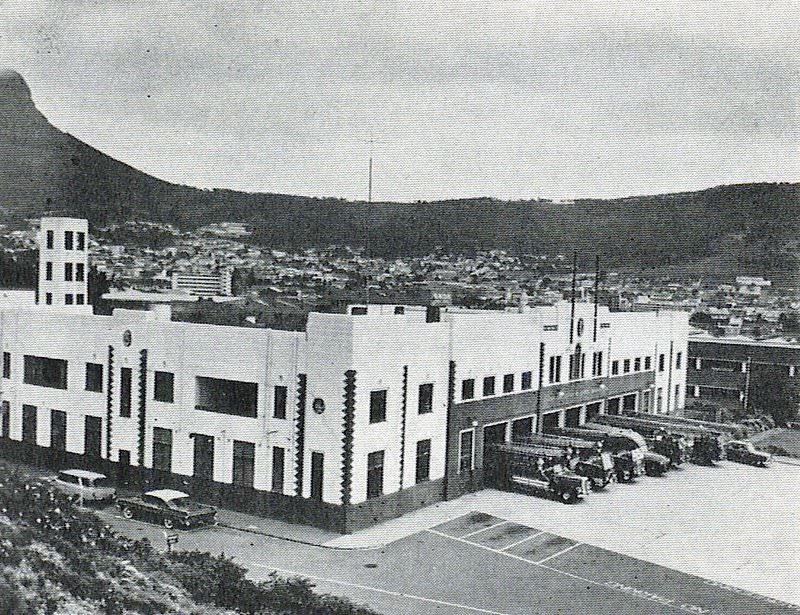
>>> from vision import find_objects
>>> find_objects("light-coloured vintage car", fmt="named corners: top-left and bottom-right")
top-left (724, 440), bottom-right (771, 467)
top-left (51, 469), bottom-right (116, 503)
top-left (116, 489), bottom-right (217, 529)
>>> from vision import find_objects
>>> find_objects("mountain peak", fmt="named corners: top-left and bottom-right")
top-left (0, 69), bottom-right (32, 102)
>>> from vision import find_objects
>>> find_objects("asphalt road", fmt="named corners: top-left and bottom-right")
top-left (97, 508), bottom-right (800, 615)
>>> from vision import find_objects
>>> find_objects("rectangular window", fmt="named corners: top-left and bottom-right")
top-left (675, 384), bottom-right (681, 403)
top-left (152, 427), bottom-right (172, 472)
top-left (366, 450), bottom-right (384, 499)
top-left (2, 352), bottom-right (9, 379)
top-left (459, 429), bottom-right (474, 473)
top-left (64, 294), bottom-right (73, 305)
top-left (84, 416), bottom-right (101, 457)
top-left (50, 409), bottom-right (67, 451)
top-left (46, 230), bottom-right (54, 249)
top-left (154, 371), bottom-right (174, 402)
top-left (272, 446), bottom-right (285, 493)
top-left (23, 355), bottom-right (67, 389)
top-left (22, 405), bottom-right (37, 444)
top-left (634, 358), bottom-right (641, 372)
top-left (45, 261), bottom-right (53, 281)
top-left (180, 460), bottom-right (209, 501)
top-left (676, 352), bottom-right (682, 369)
top-left (85, 363), bottom-right (103, 392)
top-left (645, 356), bottom-right (652, 370)
top-left (548, 356), bottom-right (562, 383)
top-left (461, 379), bottom-right (475, 400)
top-left (656, 387), bottom-right (664, 412)
top-left (503, 374), bottom-right (514, 393)
top-left (64, 231), bottom-right (73, 250)
top-left (120, 367), bottom-right (132, 417)
top-left (1, 401), bottom-right (10, 439)
top-left (659, 354), bottom-right (666, 372)
top-left (415, 439), bottom-right (431, 483)
top-left (45, 293), bottom-right (52, 305)
top-left (592, 351), bottom-right (603, 377)
top-left (195, 376), bottom-right (258, 418)
top-left (64, 262), bottom-right (73, 281)
top-left (607, 397), bottom-right (621, 415)
top-left (369, 390), bottom-right (387, 423)
top-left (611, 360), bottom-right (619, 376)
top-left (310, 451), bottom-right (324, 501)
top-left (623, 359), bottom-right (631, 373)
top-left (232, 440), bottom-right (255, 487)
top-left (483, 376), bottom-right (495, 396)
top-left (273, 385), bottom-right (287, 419)
top-left (77, 232), bottom-right (85, 251)
top-left (521, 371), bottom-right (533, 390)
top-left (75, 263), bottom-right (85, 282)
top-left (76, 294), bottom-right (85, 305)
top-left (418, 383), bottom-right (433, 414)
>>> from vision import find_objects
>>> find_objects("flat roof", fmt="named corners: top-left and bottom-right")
top-left (144, 489), bottom-right (189, 500)
top-left (690, 332), bottom-right (800, 348)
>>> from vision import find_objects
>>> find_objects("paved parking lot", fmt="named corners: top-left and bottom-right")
top-left (96, 460), bottom-right (800, 614)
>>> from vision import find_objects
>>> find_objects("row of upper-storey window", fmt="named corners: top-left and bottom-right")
top-left (369, 383), bottom-right (436, 423)
top-left (460, 370), bottom-right (534, 402)
top-left (691, 357), bottom-right (799, 376)
top-left (44, 262), bottom-right (85, 282)
top-left (41, 293), bottom-right (86, 305)
top-left (45, 230), bottom-right (86, 251)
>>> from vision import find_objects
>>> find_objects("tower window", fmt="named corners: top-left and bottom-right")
top-left (64, 262), bottom-right (73, 281)
top-left (64, 294), bottom-right (74, 305)
top-left (45, 293), bottom-right (52, 305)
top-left (46, 230), bottom-right (54, 249)
top-left (64, 231), bottom-right (74, 250)
top-left (45, 262), bottom-right (53, 281)
top-left (76, 263), bottom-right (85, 282)
top-left (77, 232), bottom-right (86, 251)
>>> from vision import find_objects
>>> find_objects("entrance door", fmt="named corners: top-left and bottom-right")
top-left (118, 449), bottom-right (131, 485)
top-left (511, 417), bottom-right (533, 442)
top-left (623, 394), bottom-right (636, 414)
top-left (542, 411), bottom-right (561, 433)
top-left (84, 416), bottom-right (102, 458)
top-left (641, 391), bottom-right (651, 413)
top-left (193, 434), bottom-right (215, 481)
top-left (607, 398), bottom-right (621, 416)
top-left (565, 407), bottom-right (581, 428)
top-left (483, 422), bottom-right (508, 461)
top-left (585, 402), bottom-right (602, 423)
top-left (310, 452), bottom-right (324, 501)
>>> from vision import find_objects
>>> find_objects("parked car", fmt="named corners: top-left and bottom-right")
top-left (724, 441), bottom-right (771, 467)
top-left (50, 469), bottom-right (116, 503)
top-left (116, 489), bottom-right (217, 529)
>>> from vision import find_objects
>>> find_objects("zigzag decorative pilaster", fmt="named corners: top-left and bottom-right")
top-left (341, 370), bottom-right (356, 506)
top-left (137, 349), bottom-right (147, 466)
top-left (399, 365), bottom-right (408, 490)
top-left (105, 345), bottom-right (114, 459)
top-left (295, 373), bottom-right (307, 497)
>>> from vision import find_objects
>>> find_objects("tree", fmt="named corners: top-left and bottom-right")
top-left (749, 365), bottom-right (800, 426)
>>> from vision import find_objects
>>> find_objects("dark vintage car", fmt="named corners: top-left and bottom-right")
top-left (116, 489), bottom-right (217, 529)
top-left (724, 441), bottom-right (771, 467)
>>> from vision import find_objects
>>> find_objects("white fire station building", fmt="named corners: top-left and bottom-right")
top-left (0, 218), bottom-right (689, 532)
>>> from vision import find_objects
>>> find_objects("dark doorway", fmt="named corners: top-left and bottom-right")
top-left (565, 407), bottom-right (581, 428)
top-left (483, 422), bottom-right (508, 469)
top-left (51, 409), bottom-right (67, 451)
top-left (84, 416), bottom-right (102, 458)
top-left (585, 402), bottom-right (601, 423)
top-left (118, 449), bottom-right (131, 485)
top-left (542, 411), bottom-right (560, 433)
top-left (607, 398), bottom-right (621, 416)
top-left (1, 401), bottom-right (9, 439)
top-left (623, 394), bottom-right (636, 414)
top-left (641, 391), bottom-right (651, 413)
top-left (310, 452), bottom-right (324, 501)
top-left (366, 450), bottom-right (385, 499)
top-left (511, 417), bottom-right (533, 442)
top-left (193, 434), bottom-right (215, 481)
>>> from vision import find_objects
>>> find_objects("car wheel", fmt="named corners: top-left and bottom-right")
top-left (121, 507), bottom-right (134, 519)
top-left (163, 517), bottom-right (174, 530)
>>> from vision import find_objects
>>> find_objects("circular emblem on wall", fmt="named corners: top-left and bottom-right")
top-left (312, 398), bottom-right (325, 414)
top-left (576, 318), bottom-right (585, 337)
top-left (123, 330), bottom-right (132, 347)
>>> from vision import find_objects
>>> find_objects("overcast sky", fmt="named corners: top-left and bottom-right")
top-left (1, 1), bottom-right (798, 201)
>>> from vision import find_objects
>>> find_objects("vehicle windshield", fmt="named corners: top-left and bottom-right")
top-left (169, 496), bottom-right (191, 508)
top-left (93, 477), bottom-right (110, 487)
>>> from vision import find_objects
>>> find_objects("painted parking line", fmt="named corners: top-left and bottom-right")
top-left (460, 519), bottom-right (510, 539)
top-left (431, 511), bottom-right (506, 538)
top-left (534, 541), bottom-right (583, 564)
top-left (249, 563), bottom-right (517, 615)
top-left (425, 529), bottom-right (700, 615)
top-left (500, 530), bottom-right (545, 551)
